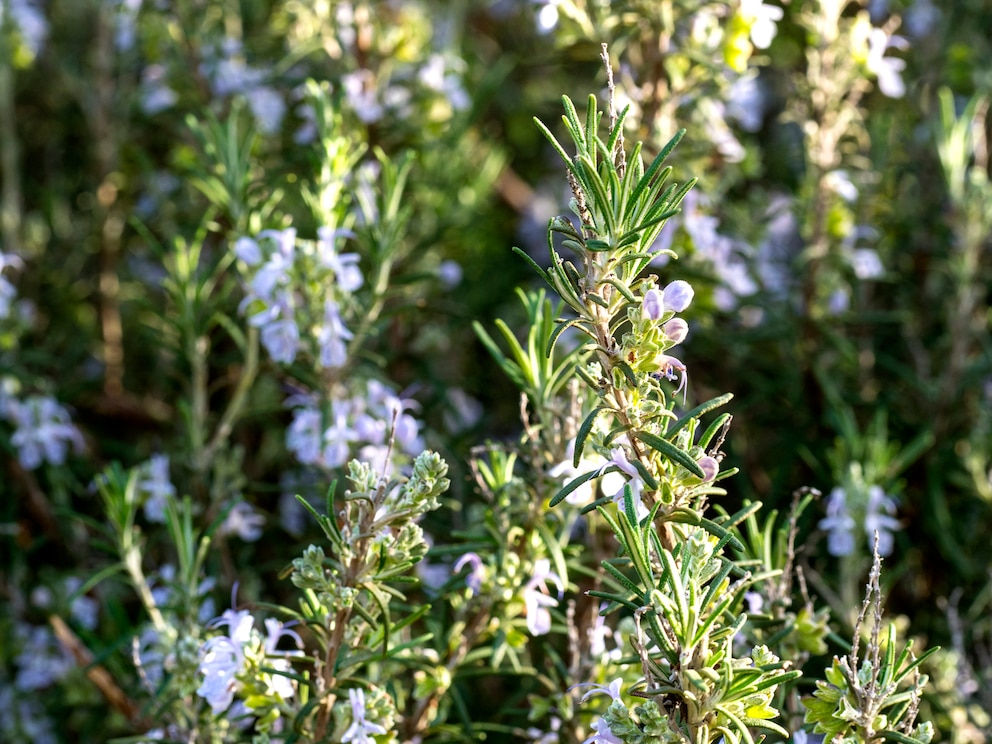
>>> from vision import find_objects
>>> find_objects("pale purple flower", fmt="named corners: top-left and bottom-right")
top-left (599, 447), bottom-right (648, 518)
top-left (662, 280), bottom-right (694, 313)
top-left (865, 485), bottom-right (900, 556)
top-left (852, 248), bottom-right (884, 280)
top-left (438, 260), bottom-right (463, 288)
top-left (287, 406), bottom-right (323, 465)
top-left (245, 86), bottom-right (285, 134)
top-left (139, 64), bottom-right (177, 115)
top-left (234, 237), bottom-right (263, 266)
top-left (5, 395), bottom-right (85, 469)
top-left (418, 54), bottom-right (470, 111)
top-left (341, 688), bottom-right (388, 743)
top-left (532, 0), bottom-right (560, 33)
top-left (574, 677), bottom-right (623, 704)
top-left (316, 227), bottom-right (363, 291)
top-left (261, 619), bottom-right (303, 701)
top-left (641, 288), bottom-right (664, 320)
top-left (696, 455), bottom-right (719, 483)
top-left (583, 717), bottom-right (622, 744)
top-left (13, 625), bottom-right (72, 691)
top-left (743, 591), bottom-right (764, 614)
top-left (342, 70), bottom-right (384, 124)
top-left (256, 314), bottom-right (300, 365)
top-left (1, 0), bottom-right (48, 57)
top-left (454, 552), bottom-right (485, 594)
top-left (318, 299), bottom-right (352, 369)
top-left (139, 454), bottom-right (175, 523)
top-left (322, 411), bottom-right (357, 468)
top-left (818, 487), bottom-right (855, 557)
top-left (824, 170), bottom-right (858, 203)
top-left (905, 0), bottom-right (939, 38)
top-left (522, 559), bottom-right (564, 636)
top-left (197, 609), bottom-right (254, 714)
top-left (220, 501), bottom-right (265, 542)
top-left (662, 317), bottom-right (688, 344)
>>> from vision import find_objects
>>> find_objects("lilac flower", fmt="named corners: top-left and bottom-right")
top-left (532, 0), bottom-right (560, 33)
top-left (865, 485), bottom-right (900, 556)
top-left (641, 288), bottom-right (665, 320)
top-left (234, 236), bottom-right (263, 266)
top-left (852, 248), bottom-right (884, 280)
top-left (318, 299), bottom-right (353, 369)
top-left (342, 70), bottom-right (384, 124)
top-left (317, 227), bottom-right (363, 291)
top-left (743, 591), bottom-right (764, 614)
top-left (13, 625), bottom-right (72, 691)
top-left (219, 501), bottom-right (265, 542)
top-left (663, 280), bottom-right (695, 313)
top-left (583, 717), bottom-right (622, 744)
top-left (139, 64), bottom-right (178, 115)
top-left (139, 453), bottom-right (175, 523)
top-left (818, 487), bottom-right (856, 557)
top-left (418, 54), bottom-right (470, 111)
top-left (261, 619), bottom-right (303, 701)
top-left (245, 86), bottom-right (286, 134)
top-left (522, 559), bottom-right (565, 636)
top-left (867, 29), bottom-right (909, 98)
top-left (197, 609), bottom-right (254, 714)
top-left (696, 455), bottom-right (719, 483)
top-left (252, 305), bottom-right (300, 364)
top-left (438, 260), bottom-right (463, 288)
top-left (4, 395), bottom-right (85, 470)
top-left (662, 317), bottom-right (688, 345)
top-left (287, 406), bottom-right (324, 465)
top-left (1, 0), bottom-right (48, 58)
top-left (454, 552), bottom-right (486, 594)
top-left (656, 354), bottom-right (688, 400)
top-left (322, 411), bottom-right (357, 468)
top-left (341, 688), bottom-right (388, 743)
top-left (0, 250), bottom-right (22, 319)
top-left (574, 677), bottom-right (623, 704)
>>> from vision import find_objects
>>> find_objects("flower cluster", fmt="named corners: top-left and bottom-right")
top-left (235, 227), bottom-right (361, 368)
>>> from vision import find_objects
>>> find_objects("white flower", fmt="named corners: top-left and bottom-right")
top-left (741, 0), bottom-right (784, 49)
top-left (522, 559), bottom-right (564, 636)
top-left (867, 29), bottom-right (909, 98)
top-left (341, 688), bottom-right (388, 743)
top-left (261, 619), bottom-right (303, 702)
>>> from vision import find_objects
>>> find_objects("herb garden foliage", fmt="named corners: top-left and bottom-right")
top-left (1, 1), bottom-right (991, 743)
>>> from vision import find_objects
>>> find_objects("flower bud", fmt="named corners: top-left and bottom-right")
top-left (662, 317), bottom-right (689, 344)
top-left (697, 455), bottom-right (719, 483)
top-left (642, 288), bottom-right (664, 320)
top-left (662, 280), bottom-right (694, 313)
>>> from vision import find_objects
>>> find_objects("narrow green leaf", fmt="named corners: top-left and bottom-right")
top-left (549, 469), bottom-right (600, 507)
top-left (511, 245), bottom-right (551, 284)
top-left (574, 406), bottom-right (608, 466)
top-left (669, 393), bottom-right (735, 437)
top-left (632, 430), bottom-right (705, 477)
